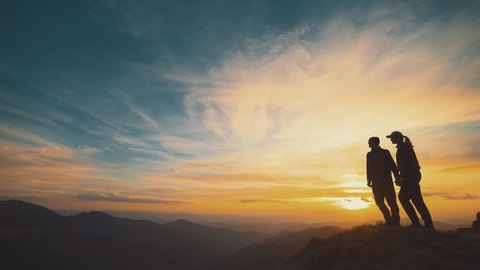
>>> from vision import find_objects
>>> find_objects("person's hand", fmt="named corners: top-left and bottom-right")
top-left (394, 176), bottom-right (402, 186)
top-left (367, 180), bottom-right (372, 187)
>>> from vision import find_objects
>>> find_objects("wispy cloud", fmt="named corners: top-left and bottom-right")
top-left (182, 17), bottom-right (480, 148)
top-left (360, 197), bottom-right (372, 203)
top-left (0, 143), bottom-right (120, 200)
top-left (423, 192), bottom-right (479, 200)
top-left (0, 125), bottom-right (55, 146)
top-left (147, 135), bottom-right (221, 154)
top-left (75, 193), bottom-right (191, 204)
top-left (155, 6), bottom-right (480, 185)
top-left (115, 93), bottom-right (161, 130)
top-left (239, 199), bottom-right (290, 204)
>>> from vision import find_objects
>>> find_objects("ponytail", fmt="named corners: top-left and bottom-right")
top-left (403, 136), bottom-right (414, 148)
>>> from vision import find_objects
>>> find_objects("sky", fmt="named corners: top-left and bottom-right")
top-left (1, 0), bottom-right (479, 224)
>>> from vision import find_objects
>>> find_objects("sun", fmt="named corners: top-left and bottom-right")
top-left (336, 197), bottom-right (372, 210)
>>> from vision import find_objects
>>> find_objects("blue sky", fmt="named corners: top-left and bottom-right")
top-left (1, 0), bottom-right (479, 221)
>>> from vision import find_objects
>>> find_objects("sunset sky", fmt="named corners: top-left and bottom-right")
top-left (1, 0), bottom-right (479, 223)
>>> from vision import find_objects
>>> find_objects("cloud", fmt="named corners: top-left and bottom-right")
top-left (0, 143), bottom-right (82, 167)
top-left (360, 197), bottom-right (372, 203)
top-left (423, 192), bottom-right (479, 200)
top-left (434, 163), bottom-right (480, 172)
top-left (112, 135), bottom-right (174, 160)
top-left (0, 196), bottom-right (36, 201)
top-left (116, 93), bottom-right (160, 129)
top-left (239, 199), bottom-right (290, 204)
top-left (0, 125), bottom-right (54, 146)
top-left (175, 8), bottom-right (480, 170)
top-left (77, 146), bottom-right (101, 155)
top-left (75, 193), bottom-right (191, 204)
top-left (148, 135), bottom-right (221, 154)
top-left (414, 119), bottom-right (480, 161)
top-left (0, 142), bottom-right (125, 201)
top-left (122, 6), bottom-right (480, 201)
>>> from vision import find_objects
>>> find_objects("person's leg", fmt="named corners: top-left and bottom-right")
top-left (398, 184), bottom-right (420, 225)
top-left (385, 182), bottom-right (400, 225)
top-left (373, 185), bottom-right (391, 224)
top-left (410, 184), bottom-right (434, 228)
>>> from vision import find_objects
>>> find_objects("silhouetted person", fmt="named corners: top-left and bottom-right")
top-left (387, 131), bottom-right (434, 229)
top-left (366, 137), bottom-right (400, 225)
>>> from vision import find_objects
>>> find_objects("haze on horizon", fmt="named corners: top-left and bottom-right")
top-left (0, 0), bottom-right (479, 224)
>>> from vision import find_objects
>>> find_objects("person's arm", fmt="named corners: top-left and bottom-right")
top-left (397, 148), bottom-right (406, 177)
top-left (366, 153), bottom-right (372, 187)
top-left (393, 149), bottom-right (403, 186)
top-left (386, 150), bottom-right (399, 178)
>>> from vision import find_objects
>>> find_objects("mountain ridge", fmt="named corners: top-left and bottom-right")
top-left (0, 199), bottom-right (63, 231)
top-left (0, 200), bottom-right (267, 270)
top-left (2, 200), bottom-right (478, 270)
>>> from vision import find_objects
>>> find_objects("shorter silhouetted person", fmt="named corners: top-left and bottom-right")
top-left (387, 131), bottom-right (434, 229)
top-left (366, 137), bottom-right (400, 225)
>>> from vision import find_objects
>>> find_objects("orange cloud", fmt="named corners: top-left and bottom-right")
top-left (157, 14), bottom-right (480, 220)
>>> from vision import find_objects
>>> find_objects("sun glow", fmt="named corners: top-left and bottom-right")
top-left (336, 197), bottom-right (372, 210)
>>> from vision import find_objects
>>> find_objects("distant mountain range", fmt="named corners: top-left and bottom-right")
top-left (0, 200), bottom-right (267, 270)
top-left (1, 200), bottom-right (478, 270)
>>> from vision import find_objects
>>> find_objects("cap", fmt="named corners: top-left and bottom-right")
top-left (386, 131), bottom-right (403, 138)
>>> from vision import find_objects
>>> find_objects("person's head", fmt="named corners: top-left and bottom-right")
top-left (368, 137), bottom-right (380, 148)
top-left (387, 131), bottom-right (404, 144)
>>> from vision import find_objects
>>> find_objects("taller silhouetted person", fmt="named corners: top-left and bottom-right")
top-left (387, 131), bottom-right (434, 229)
top-left (366, 137), bottom-right (400, 225)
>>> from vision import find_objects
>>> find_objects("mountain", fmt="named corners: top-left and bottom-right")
top-left (165, 218), bottom-right (268, 257)
top-left (0, 200), bottom-right (266, 270)
top-left (209, 221), bottom-right (359, 235)
top-left (0, 199), bottom-right (63, 231)
top-left (212, 226), bottom-right (343, 270)
top-left (5, 200), bottom-right (475, 270)
top-left (64, 211), bottom-right (197, 245)
top-left (285, 224), bottom-right (480, 270)
top-left (432, 220), bottom-right (463, 231)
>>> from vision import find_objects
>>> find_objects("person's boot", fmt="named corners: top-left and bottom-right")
top-left (389, 220), bottom-right (400, 226)
top-left (407, 222), bottom-right (421, 228)
top-left (424, 222), bottom-right (435, 230)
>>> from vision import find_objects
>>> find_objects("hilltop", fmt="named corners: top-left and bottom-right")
top-left (285, 224), bottom-right (480, 270)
